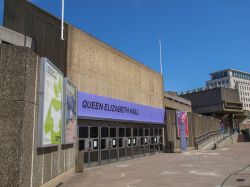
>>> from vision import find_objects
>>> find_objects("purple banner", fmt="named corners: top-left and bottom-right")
top-left (77, 91), bottom-right (165, 124)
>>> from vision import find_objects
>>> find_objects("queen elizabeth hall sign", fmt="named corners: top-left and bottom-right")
top-left (78, 92), bottom-right (165, 124)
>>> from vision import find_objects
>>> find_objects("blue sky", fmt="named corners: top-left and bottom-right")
top-left (1, 0), bottom-right (250, 92)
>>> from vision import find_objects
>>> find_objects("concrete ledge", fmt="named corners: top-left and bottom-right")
top-left (40, 167), bottom-right (75, 187)
top-left (0, 26), bottom-right (33, 49)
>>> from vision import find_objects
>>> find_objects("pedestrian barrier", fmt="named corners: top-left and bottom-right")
top-left (195, 129), bottom-right (236, 150)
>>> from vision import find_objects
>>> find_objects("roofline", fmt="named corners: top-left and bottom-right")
top-left (28, 1), bottom-right (161, 76)
top-left (209, 69), bottom-right (250, 76)
top-left (181, 87), bottom-right (236, 96)
top-left (164, 92), bottom-right (192, 105)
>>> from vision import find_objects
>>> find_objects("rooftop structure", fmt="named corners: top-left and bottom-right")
top-left (164, 92), bottom-right (192, 112)
top-left (206, 69), bottom-right (250, 111)
top-left (181, 87), bottom-right (243, 115)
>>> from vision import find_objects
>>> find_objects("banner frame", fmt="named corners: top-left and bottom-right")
top-left (37, 57), bottom-right (64, 148)
top-left (176, 110), bottom-right (189, 138)
top-left (62, 78), bottom-right (78, 145)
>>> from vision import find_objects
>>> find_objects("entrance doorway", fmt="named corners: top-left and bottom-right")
top-left (78, 123), bottom-right (163, 168)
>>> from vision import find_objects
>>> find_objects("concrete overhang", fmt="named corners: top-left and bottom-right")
top-left (193, 101), bottom-right (243, 115)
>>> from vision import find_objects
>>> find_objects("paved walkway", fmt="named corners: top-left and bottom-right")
top-left (62, 143), bottom-right (250, 187)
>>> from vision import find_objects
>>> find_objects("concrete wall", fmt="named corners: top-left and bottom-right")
top-left (4, 0), bottom-right (164, 109)
top-left (221, 87), bottom-right (240, 102)
top-left (182, 87), bottom-right (242, 114)
top-left (4, 0), bottom-right (68, 75)
top-left (164, 110), bottom-right (220, 152)
top-left (0, 26), bottom-right (33, 48)
top-left (164, 92), bottom-right (192, 112)
top-left (67, 26), bottom-right (164, 108)
top-left (0, 44), bottom-right (75, 187)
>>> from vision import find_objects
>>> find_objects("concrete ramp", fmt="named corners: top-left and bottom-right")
top-left (215, 133), bottom-right (238, 149)
top-left (198, 133), bottom-right (238, 150)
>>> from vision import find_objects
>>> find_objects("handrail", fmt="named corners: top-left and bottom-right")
top-left (195, 128), bottom-right (235, 149)
top-left (195, 130), bottom-right (221, 144)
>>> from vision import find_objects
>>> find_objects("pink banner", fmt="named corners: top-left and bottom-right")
top-left (176, 111), bottom-right (189, 137)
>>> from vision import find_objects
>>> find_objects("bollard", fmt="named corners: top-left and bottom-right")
top-left (75, 150), bottom-right (84, 173)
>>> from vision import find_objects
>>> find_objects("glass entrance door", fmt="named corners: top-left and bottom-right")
top-left (78, 126), bottom-right (99, 168)
top-left (78, 124), bottom-right (164, 168)
top-left (109, 127), bottom-right (118, 163)
top-left (100, 127), bottom-right (109, 165)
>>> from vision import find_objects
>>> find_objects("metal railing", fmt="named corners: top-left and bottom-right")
top-left (195, 130), bottom-right (220, 149)
top-left (195, 129), bottom-right (235, 150)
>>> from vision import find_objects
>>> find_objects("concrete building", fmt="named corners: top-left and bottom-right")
top-left (164, 92), bottom-right (192, 112)
top-left (181, 87), bottom-right (244, 130)
top-left (0, 0), bottom-right (227, 186)
top-left (206, 69), bottom-right (250, 111)
top-left (181, 87), bottom-right (243, 115)
top-left (163, 91), bottom-right (220, 152)
top-left (2, 0), bottom-right (165, 186)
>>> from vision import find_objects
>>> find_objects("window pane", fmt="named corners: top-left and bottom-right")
top-left (154, 128), bottom-right (159, 136)
top-left (101, 127), bottom-right (108, 138)
top-left (79, 140), bottom-right (85, 150)
top-left (139, 128), bottom-right (143, 136)
top-left (79, 127), bottom-right (88, 138)
top-left (119, 128), bottom-right (125, 137)
top-left (141, 137), bottom-right (144, 145)
top-left (150, 128), bottom-right (154, 136)
top-left (90, 127), bottom-right (98, 138)
top-left (101, 139), bottom-right (106, 149)
top-left (119, 138), bottom-right (123, 147)
top-left (126, 128), bottom-right (131, 137)
top-left (133, 128), bottom-right (138, 136)
top-left (110, 128), bottom-right (116, 137)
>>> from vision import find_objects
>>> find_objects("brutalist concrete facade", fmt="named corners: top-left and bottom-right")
top-left (2, 0), bottom-right (165, 186)
top-left (163, 91), bottom-right (221, 152)
top-left (4, 0), bottom-right (164, 109)
top-left (181, 87), bottom-right (243, 114)
top-left (0, 44), bottom-right (75, 187)
top-left (67, 26), bottom-right (163, 108)
top-left (164, 92), bottom-right (192, 112)
top-left (4, 0), bottom-right (68, 75)
top-left (164, 111), bottom-right (220, 152)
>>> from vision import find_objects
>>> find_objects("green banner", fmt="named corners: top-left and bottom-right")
top-left (38, 58), bottom-right (64, 146)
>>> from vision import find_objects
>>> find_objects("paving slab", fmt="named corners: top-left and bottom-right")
top-left (61, 143), bottom-right (250, 187)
